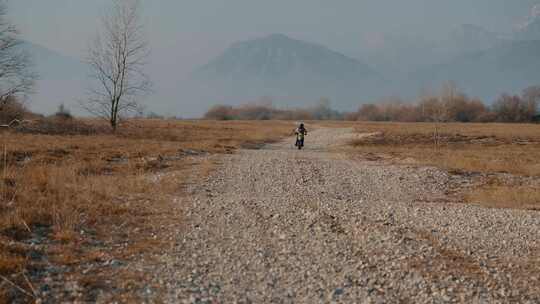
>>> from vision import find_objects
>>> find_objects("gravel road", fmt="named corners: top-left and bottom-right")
top-left (156, 127), bottom-right (540, 303)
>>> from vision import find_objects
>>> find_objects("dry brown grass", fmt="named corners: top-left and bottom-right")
top-left (346, 122), bottom-right (540, 210)
top-left (349, 122), bottom-right (540, 176)
top-left (467, 185), bottom-right (540, 210)
top-left (0, 119), bottom-right (293, 302)
top-left (354, 122), bottom-right (540, 142)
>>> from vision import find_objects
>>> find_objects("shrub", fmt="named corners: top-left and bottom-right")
top-left (204, 102), bottom-right (339, 121)
top-left (349, 84), bottom-right (539, 123)
top-left (0, 97), bottom-right (30, 124)
top-left (357, 104), bottom-right (384, 121)
top-left (145, 112), bottom-right (164, 119)
top-left (16, 118), bottom-right (109, 135)
top-left (492, 94), bottom-right (530, 122)
top-left (204, 105), bottom-right (235, 120)
top-left (54, 103), bottom-right (73, 120)
top-left (204, 84), bottom-right (540, 123)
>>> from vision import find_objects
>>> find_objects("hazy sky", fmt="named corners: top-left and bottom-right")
top-left (8, 0), bottom-right (540, 116)
top-left (11, 0), bottom-right (538, 60)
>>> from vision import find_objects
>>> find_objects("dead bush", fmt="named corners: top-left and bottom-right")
top-left (15, 117), bottom-right (109, 135)
top-left (204, 105), bottom-right (235, 120)
top-left (0, 98), bottom-right (31, 124)
top-left (54, 103), bottom-right (73, 120)
top-left (203, 102), bottom-right (344, 121)
top-left (492, 94), bottom-right (537, 122)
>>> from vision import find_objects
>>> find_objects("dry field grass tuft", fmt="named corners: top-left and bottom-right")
top-left (348, 122), bottom-right (540, 210)
top-left (0, 119), bottom-right (293, 303)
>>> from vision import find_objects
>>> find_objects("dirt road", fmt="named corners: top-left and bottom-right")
top-left (155, 127), bottom-right (540, 303)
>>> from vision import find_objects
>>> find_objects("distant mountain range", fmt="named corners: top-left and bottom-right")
top-left (447, 24), bottom-right (503, 52)
top-left (404, 5), bottom-right (540, 100)
top-left (514, 4), bottom-right (540, 40)
top-left (412, 40), bottom-right (540, 100)
top-left (191, 34), bottom-right (386, 110)
top-left (22, 42), bottom-right (86, 80)
top-left (191, 27), bottom-right (540, 111)
top-left (360, 24), bottom-right (504, 75)
top-left (23, 4), bottom-right (540, 116)
top-left (192, 4), bottom-right (540, 111)
top-left (195, 34), bottom-right (380, 83)
top-left (21, 42), bottom-right (87, 115)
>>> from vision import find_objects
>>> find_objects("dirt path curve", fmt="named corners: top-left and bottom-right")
top-left (157, 127), bottom-right (540, 303)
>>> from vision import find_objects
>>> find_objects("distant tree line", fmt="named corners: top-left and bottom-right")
top-left (205, 83), bottom-right (540, 123)
top-left (347, 84), bottom-right (540, 123)
top-left (204, 98), bottom-right (342, 121)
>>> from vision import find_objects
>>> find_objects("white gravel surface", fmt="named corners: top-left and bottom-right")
top-left (154, 127), bottom-right (540, 303)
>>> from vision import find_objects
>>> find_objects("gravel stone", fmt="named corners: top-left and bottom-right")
top-left (147, 127), bottom-right (540, 303)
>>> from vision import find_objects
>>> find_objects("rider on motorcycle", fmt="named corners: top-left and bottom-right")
top-left (294, 123), bottom-right (307, 149)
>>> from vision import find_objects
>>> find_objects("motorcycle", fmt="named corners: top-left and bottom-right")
top-left (295, 132), bottom-right (305, 150)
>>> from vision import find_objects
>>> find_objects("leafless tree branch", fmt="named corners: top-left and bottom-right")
top-left (82, 0), bottom-right (151, 131)
top-left (0, 0), bottom-right (36, 105)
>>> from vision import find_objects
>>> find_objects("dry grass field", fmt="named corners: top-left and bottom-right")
top-left (0, 119), bottom-right (293, 303)
top-left (2, 119), bottom-right (539, 301)
top-left (348, 122), bottom-right (540, 210)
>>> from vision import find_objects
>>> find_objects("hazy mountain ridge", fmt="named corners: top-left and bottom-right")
top-left (359, 23), bottom-right (509, 78)
top-left (194, 34), bottom-right (381, 84)
top-left (362, 4), bottom-right (540, 102)
top-left (191, 25), bottom-right (540, 112)
top-left (411, 40), bottom-right (540, 101)
top-left (409, 4), bottom-right (540, 100)
top-left (22, 4), bottom-right (540, 116)
top-left (21, 42), bottom-right (87, 114)
top-left (447, 24), bottom-right (503, 52)
top-left (191, 34), bottom-right (387, 111)
top-left (514, 4), bottom-right (540, 40)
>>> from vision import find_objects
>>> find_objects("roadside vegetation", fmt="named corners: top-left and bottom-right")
top-left (204, 98), bottom-right (342, 121)
top-left (348, 122), bottom-right (540, 210)
top-left (346, 84), bottom-right (540, 123)
top-left (205, 83), bottom-right (540, 124)
top-left (0, 114), bottom-right (292, 302)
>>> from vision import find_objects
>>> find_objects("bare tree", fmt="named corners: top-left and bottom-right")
top-left (417, 82), bottom-right (457, 149)
top-left (0, 0), bottom-right (36, 105)
top-left (84, 0), bottom-right (150, 131)
top-left (522, 86), bottom-right (540, 120)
